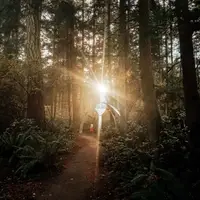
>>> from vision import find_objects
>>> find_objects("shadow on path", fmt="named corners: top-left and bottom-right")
top-left (38, 134), bottom-right (98, 200)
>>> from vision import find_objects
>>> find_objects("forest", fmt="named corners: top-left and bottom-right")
top-left (1, 0), bottom-right (200, 199)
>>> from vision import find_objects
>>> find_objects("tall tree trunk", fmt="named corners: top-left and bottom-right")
top-left (61, 92), bottom-right (64, 117)
top-left (169, 0), bottom-right (173, 65)
top-left (106, 0), bottom-right (114, 124)
top-left (3, 0), bottom-right (21, 58)
top-left (26, 0), bottom-right (45, 125)
top-left (70, 4), bottom-right (79, 129)
top-left (13, 0), bottom-right (21, 57)
top-left (51, 26), bottom-right (57, 119)
top-left (139, 0), bottom-right (161, 142)
top-left (53, 92), bottom-right (57, 118)
top-left (164, 0), bottom-right (169, 115)
top-left (107, 0), bottom-right (111, 72)
top-left (169, 1), bottom-right (174, 109)
top-left (67, 81), bottom-right (72, 125)
top-left (175, 0), bottom-right (200, 148)
top-left (119, 0), bottom-right (128, 131)
top-left (79, 0), bottom-right (85, 134)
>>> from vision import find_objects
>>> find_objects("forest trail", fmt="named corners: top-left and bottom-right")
top-left (38, 134), bottom-right (98, 200)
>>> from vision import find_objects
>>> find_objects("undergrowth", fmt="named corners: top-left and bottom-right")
top-left (95, 115), bottom-right (200, 200)
top-left (0, 118), bottom-right (76, 178)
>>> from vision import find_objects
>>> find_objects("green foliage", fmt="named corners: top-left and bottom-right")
top-left (130, 168), bottom-right (190, 200)
top-left (99, 120), bottom-right (193, 199)
top-left (0, 57), bottom-right (26, 132)
top-left (95, 166), bottom-right (191, 199)
top-left (0, 119), bottom-right (76, 178)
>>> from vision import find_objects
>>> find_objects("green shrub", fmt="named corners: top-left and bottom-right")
top-left (129, 167), bottom-right (190, 200)
top-left (0, 118), bottom-right (76, 178)
top-left (0, 57), bottom-right (26, 132)
top-left (99, 119), bottom-right (192, 199)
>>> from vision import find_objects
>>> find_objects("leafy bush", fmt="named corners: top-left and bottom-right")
top-left (129, 167), bottom-right (190, 200)
top-left (0, 119), bottom-right (76, 178)
top-left (0, 57), bottom-right (26, 132)
top-left (98, 119), bottom-right (194, 199)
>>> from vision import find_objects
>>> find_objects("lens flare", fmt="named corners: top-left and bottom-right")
top-left (98, 83), bottom-right (107, 93)
top-left (95, 115), bottom-right (102, 181)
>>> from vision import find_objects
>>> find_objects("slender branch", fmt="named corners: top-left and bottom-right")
top-left (10, 76), bottom-right (29, 94)
top-left (160, 60), bottom-right (181, 80)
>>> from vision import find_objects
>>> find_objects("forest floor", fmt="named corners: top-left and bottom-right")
top-left (37, 133), bottom-right (98, 200)
top-left (0, 133), bottom-right (99, 200)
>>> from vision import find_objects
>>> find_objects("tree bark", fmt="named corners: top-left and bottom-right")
top-left (139, 0), bottom-right (161, 142)
top-left (175, 0), bottom-right (200, 148)
top-left (26, 0), bottom-right (45, 125)
top-left (68, 3), bottom-right (79, 129)
top-left (3, 0), bottom-right (21, 58)
top-left (79, 0), bottom-right (85, 134)
top-left (164, 0), bottom-right (169, 115)
top-left (119, 0), bottom-right (128, 131)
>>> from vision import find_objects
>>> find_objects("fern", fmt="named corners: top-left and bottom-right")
top-left (0, 118), bottom-right (75, 177)
top-left (130, 190), bottom-right (150, 200)
top-left (15, 159), bottom-right (40, 178)
top-left (130, 168), bottom-right (190, 200)
top-left (131, 174), bottom-right (148, 186)
top-left (154, 167), bottom-right (176, 181)
top-left (154, 167), bottom-right (189, 198)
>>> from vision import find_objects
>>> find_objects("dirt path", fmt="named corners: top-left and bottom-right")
top-left (37, 134), bottom-right (98, 200)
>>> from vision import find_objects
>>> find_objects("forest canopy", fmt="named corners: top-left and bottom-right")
top-left (1, 0), bottom-right (200, 199)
